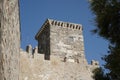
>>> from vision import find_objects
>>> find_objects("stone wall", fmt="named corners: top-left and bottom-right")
top-left (20, 48), bottom-right (94, 80)
top-left (20, 45), bottom-right (100, 80)
top-left (36, 19), bottom-right (87, 64)
top-left (0, 0), bottom-right (20, 80)
top-left (49, 19), bottom-right (86, 63)
top-left (34, 19), bottom-right (99, 80)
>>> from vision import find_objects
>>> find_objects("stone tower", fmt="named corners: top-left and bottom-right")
top-left (0, 0), bottom-right (20, 80)
top-left (19, 19), bottom-right (98, 80)
top-left (35, 19), bottom-right (87, 63)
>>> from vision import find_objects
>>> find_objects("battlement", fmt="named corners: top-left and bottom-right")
top-left (91, 60), bottom-right (99, 66)
top-left (26, 45), bottom-right (38, 55)
top-left (24, 45), bottom-right (83, 63)
top-left (35, 19), bottom-right (83, 39)
top-left (48, 19), bottom-right (83, 30)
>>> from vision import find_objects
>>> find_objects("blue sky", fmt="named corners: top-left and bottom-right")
top-left (20, 0), bottom-right (108, 66)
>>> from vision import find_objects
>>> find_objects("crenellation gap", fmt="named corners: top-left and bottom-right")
top-left (61, 23), bottom-right (63, 26)
top-left (58, 22), bottom-right (61, 26)
top-left (51, 21), bottom-right (54, 25)
top-left (55, 21), bottom-right (57, 25)
top-left (67, 23), bottom-right (69, 27)
top-left (78, 26), bottom-right (81, 30)
top-left (76, 25), bottom-right (78, 29)
top-left (70, 24), bottom-right (72, 28)
top-left (73, 24), bottom-right (75, 29)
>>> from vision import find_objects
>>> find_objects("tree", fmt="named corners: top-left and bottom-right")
top-left (89, 0), bottom-right (120, 80)
top-left (92, 68), bottom-right (110, 80)
top-left (90, 0), bottom-right (120, 44)
top-left (103, 45), bottom-right (120, 80)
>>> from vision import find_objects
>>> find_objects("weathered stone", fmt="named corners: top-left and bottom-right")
top-left (89, 60), bottom-right (99, 72)
top-left (0, 0), bottom-right (20, 80)
top-left (33, 46), bottom-right (38, 54)
top-left (0, 1), bottom-right (99, 80)
top-left (20, 50), bottom-right (94, 80)
top-left (20, 47), bottom-right (99, 80)
top-left (26, 45), bottom-right (32, 54)
top-left (35, 19), bottom-right (86, 63)
top-left (19, 19), bottom-right (98, 80)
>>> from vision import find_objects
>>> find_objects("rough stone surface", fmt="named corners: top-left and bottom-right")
top-left (19, 19), bottom-right (99, 80)
top-left (35, 19), bottom-right (87, 63)
top-left (20, 49), bottom-right (96, 80)
top-left (0, 2), bottom-right (99, 80)
top-left (0, 0), bottom-right (20, 80)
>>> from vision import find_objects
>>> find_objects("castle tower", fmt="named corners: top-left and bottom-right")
top-left (19, 19), bottom-right (97, 80)
top-left (35, 19), bottom-right (87, 64)
top-left (0, 0), bottom-right (20, 80)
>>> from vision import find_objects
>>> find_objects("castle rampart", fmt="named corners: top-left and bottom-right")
top-left (20, 45), bottom-right (98, 80)
top-left (0, 0), bottom-right (99, 79)
top-left (19, 19), bottom-right (99, 80)
top-left (35, 19), bottom-right (87, 65)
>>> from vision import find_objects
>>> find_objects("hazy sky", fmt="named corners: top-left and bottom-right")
top-left (20, 0), bottom-right (108, 66)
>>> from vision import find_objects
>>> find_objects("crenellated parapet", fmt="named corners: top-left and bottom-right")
top-left (48, 19), bottom-right (83, 30)
top-left (91, 60), bottom-right (99, 66)
top-left (35, 19), bottom-right (83, 39)
top-left (25, 45), bottom-right (38, 58)
top-left (89, 60), bottom-right (99, 72)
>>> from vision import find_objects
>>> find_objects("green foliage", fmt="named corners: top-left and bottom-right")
top-left (89, 0), bottom-right (120, 80)
top-left (103, 45), bottom-right (120, 79)
top-left (92, 68), bottom-right (110, 80)
top-left (90, 0), bottom-right (120, 44)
